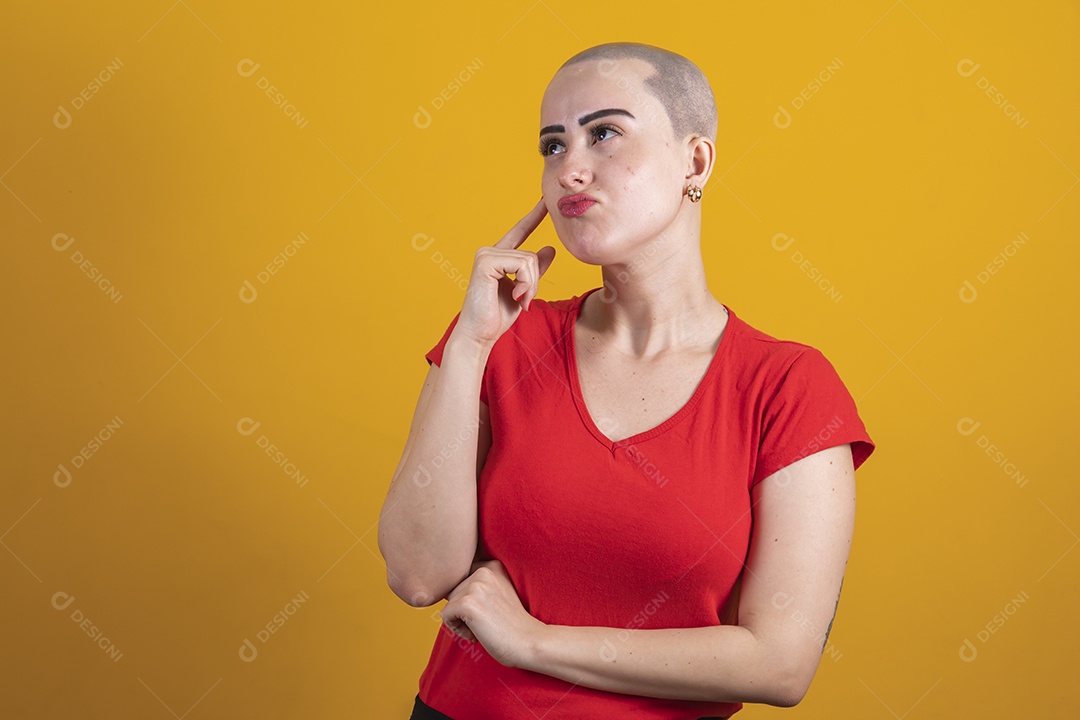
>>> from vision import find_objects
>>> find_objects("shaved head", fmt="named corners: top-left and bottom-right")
top-left (557, 42), bottom-right (718, 142)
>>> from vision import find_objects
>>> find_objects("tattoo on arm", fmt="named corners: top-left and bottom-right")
top-left (822, 576), bottom-right (844, 652)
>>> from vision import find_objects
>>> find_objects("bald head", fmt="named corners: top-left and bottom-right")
top-left (557, 42), bottom-right (718, 142)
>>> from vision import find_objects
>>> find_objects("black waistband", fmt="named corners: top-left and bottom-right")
top-left (409, 694), bottom-right (454, 720)
top-left (409, 693), bottom-right (728, 719)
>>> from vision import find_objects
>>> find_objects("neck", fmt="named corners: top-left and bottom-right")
top-left (583, 223), bottom-right (726, 359)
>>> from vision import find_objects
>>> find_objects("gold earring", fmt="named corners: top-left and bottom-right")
top-left (686, 184), bottom-right (703, 203)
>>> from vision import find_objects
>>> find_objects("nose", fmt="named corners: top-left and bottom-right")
top-left (556, 143), bottom-right (593, 190)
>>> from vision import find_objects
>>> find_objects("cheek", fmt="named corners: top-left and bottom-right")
top-left (619, 162), bottom-right (658, 197)
top-left (541, 169), bottom-right (559, 201)
top-left (543, 165), bottom-right (564, 187)
top-left (618, 164), bottom-right (682, 222)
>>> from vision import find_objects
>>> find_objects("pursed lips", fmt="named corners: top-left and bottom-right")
top-left (557, 194), bottom-right (597, 218)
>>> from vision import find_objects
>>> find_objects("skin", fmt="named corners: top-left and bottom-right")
top-left (378, 206), bottom-right (551, 606)
top-left (538, 57), bottom-right (728, 357)
top-left (438, 57), bottom-right (856, 708)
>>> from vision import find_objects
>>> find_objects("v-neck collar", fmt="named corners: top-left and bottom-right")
top-left (565, 287), bottom-right (736, 453)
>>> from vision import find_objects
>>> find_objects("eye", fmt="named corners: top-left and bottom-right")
top-left (538, 137), bottom-right (565, 157)
top-left (591, 123), bottom-right (621, 143)
top-left (538, 123), bottom-right (621, 157)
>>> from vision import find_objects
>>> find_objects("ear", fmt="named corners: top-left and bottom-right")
top-left (684, 134), bottom-right (716, 191)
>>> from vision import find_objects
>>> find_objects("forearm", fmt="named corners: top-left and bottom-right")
top-left (378, 332), bottom-right (489, 605)
top-left (525, 622), bottom-right (798, 706)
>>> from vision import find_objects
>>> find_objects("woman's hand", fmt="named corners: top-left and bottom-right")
top-left (440, 558), bottom-right (547, 669)
top-left (454, 199), bottom-right (556, 348)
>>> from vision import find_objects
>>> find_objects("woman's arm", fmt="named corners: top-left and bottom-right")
top-left (378, 334), bottom-right (492, 607)
top-left (380, 200), bottom-right (552, 608)
top-left (519, 443), bottom-right (857, 707)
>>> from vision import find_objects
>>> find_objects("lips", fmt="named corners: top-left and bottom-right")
top-left (557, 194), bottom-right (597, 218)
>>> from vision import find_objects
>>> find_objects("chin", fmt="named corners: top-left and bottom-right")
top-left (559, 223), bottom-right (646, 267)
top-left (561, 244), bottom-right (632, 268)
top-left (555, 230), bottom-right (611, 266)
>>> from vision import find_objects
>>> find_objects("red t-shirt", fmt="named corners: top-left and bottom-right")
top-left (416, 286), bottom-right (876, 720)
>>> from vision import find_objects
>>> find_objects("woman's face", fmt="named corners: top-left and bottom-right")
top-left (538, 58), bottom-right (689, 265)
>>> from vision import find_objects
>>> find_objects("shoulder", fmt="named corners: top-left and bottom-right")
top-left (725, 308), bottom-right (823, 378)
top-left (530, 291), bottom-right (586, 316)
top-left (502, 290), bottom-right (588, 338)
top-left (482, 291), bottom-right (586, 365)
top-left (721, 310), bottom-right (859, 414)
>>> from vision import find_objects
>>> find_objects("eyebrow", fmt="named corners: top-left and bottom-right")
top-left (539, 108), bottom-right (635, 137)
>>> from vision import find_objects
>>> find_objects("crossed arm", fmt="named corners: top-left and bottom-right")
top-left (516, 443), bottom-right (857, 707)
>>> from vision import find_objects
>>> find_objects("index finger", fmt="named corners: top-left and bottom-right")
top-left (493, 198), bottom-right (548, 250)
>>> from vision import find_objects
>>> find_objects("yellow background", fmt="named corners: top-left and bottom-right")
top-left (3, 1), bottom-right (1077, 717)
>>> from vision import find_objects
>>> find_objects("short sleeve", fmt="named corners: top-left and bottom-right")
top-left (424, 311), bottom-right (489, 406)
top-left (752, 347), bottom-right (875, 488)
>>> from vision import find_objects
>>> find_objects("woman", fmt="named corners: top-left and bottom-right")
top-left (379, 42), bottom-right (876, 720)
